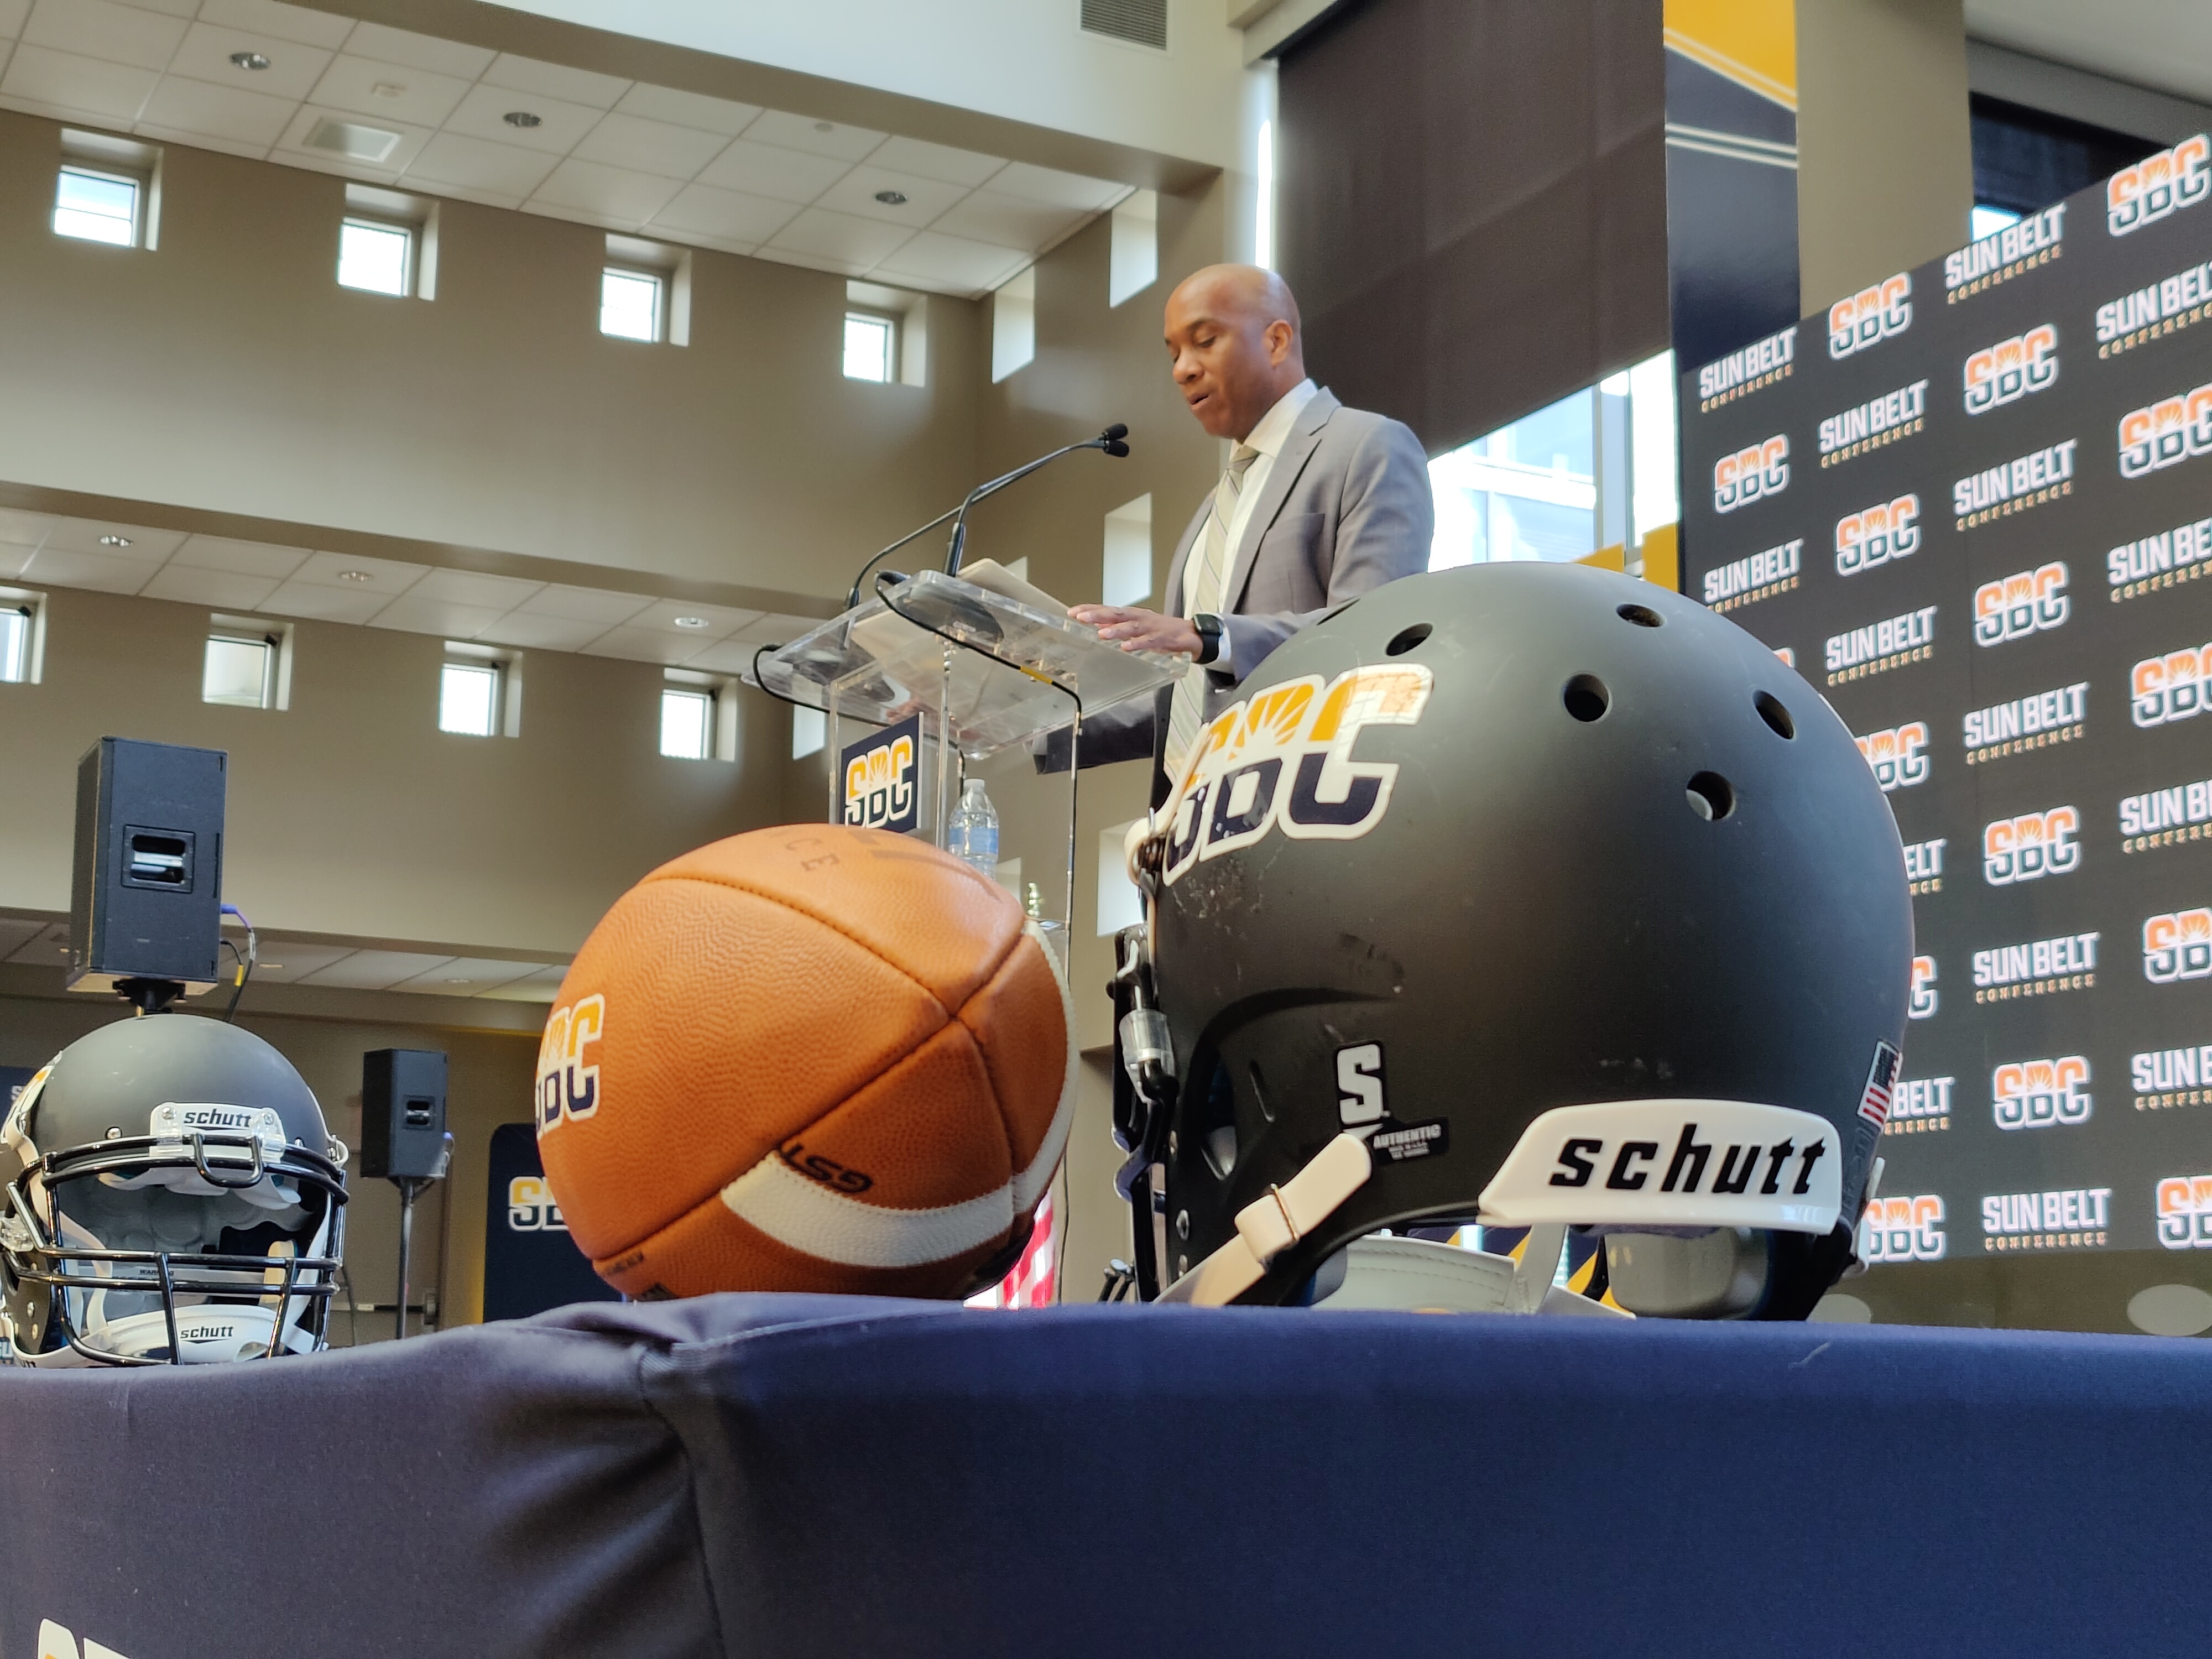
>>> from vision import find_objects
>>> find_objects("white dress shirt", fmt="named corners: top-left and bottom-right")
top-left (1199, 377), bottom-right (1317, 676)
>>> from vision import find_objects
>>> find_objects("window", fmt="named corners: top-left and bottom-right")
top-left (54, 165), bottom-right (139, 246)
top-left (0, 606), bottom-right (29, 684)
top-left (1109, 189), bottom-right (1158, 307)
top-left (202, 633), bottom-right (276, 708)
top-left (1103, 494), bottom-right (1154, 606)
top-left (440, 659), bottom-right (500, 736)
top-left (661, 685), bottom-right (713, 759)
top-left (601, 267), bottom-right (664, 342)
top-left (792, 705), bottom-right (825, 759)
top-left (339, 217), bottom-right (412, 296)
top-left (992, 266), bottom-right (1035, 382)
top-left (843, 312), bottom-right (895, 382)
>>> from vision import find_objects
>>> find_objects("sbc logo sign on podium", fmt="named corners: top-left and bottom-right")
top-left (841, 712), bottom-right (921, 835)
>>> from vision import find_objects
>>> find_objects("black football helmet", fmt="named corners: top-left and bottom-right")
top-left (1113, 561), bottom-right (1912, 1318)
top-left (0, 1015), bottom-right (348, 1365)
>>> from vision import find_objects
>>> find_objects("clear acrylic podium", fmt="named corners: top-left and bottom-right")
top-left (751, 569), bottom-right (1188, 949)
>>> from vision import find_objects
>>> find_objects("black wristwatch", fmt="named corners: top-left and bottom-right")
top-left (1193, 613), bottom-right (1225, 666)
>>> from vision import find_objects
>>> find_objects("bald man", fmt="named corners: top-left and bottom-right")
top-left (1069, 265), bottom-right (1433, 789)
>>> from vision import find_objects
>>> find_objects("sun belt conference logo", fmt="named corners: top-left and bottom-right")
top-left (2119, 384), bottom-right (2212, 479)
top-left (1712, 435), bottom-right (1788, 514)
top-left (1160, 664), bottom-right (1431, 886)
top-left (508, 1175), bottom-right (568, 1232)
top-left (1963, 325), bottom-right (2058, 414)
top-left (2131, 640), bottom-right (2212, 726)
top-left (1855, 722), bottom-right (1929, 792)
top-left (2145, 908), bottom-right (2212, 983)
top-left (1834, 494), bottom-right (1921, 576)
top-left (2109, 134), bottom-right (2211, 236)
top-left (1909, 955), bottom-right (1938, 1020)
top-left (1829, 273), bottom-right (1911, 358)
top-left (2157, 1173), bottom-right (2212, 1249)
top-left (841, 713), bottom-right (920, 834)
top-left (1983, 807), bottom-right (2081, 885)
top-left (1992, 1057), bottom-right (2091, 1131)
top-left (535, 992), bottom-right (604, 1134)
top-left (1860, 1194), bottom-right (1945, 1261)
top-left (1974, 562), bottom-right (2068, 645)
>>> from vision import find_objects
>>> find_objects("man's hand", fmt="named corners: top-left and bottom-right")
top-left (1068, 604), bottom-right (1202, 658)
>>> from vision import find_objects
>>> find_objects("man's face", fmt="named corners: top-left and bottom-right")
top-left (1165, 281), bottom-right (1290, 440)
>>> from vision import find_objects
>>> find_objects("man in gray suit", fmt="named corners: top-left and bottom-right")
top-left (1070, 264), bottom-right (1433, 786)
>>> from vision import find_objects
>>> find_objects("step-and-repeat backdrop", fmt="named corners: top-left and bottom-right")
top-left (1679, 138), bottom-right (2212, 1269)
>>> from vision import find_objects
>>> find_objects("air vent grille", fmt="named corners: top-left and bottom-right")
top-left (1081, 0), bottom-right (1167, 51)
top-left (303, 118), bottom-right (401, 163)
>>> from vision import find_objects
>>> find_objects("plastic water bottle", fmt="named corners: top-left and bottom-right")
top-left (947, 777), bottom-right (999, 880)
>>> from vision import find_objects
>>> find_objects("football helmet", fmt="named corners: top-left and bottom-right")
top-left (0, 1015), bottom-right (348, 1365)
top-left (1113, 561), bottom-right (1912, 1318)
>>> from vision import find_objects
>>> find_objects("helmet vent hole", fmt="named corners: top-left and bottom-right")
top-left (1754, 691), bottom-right (1796, 740)
top-left (1385, 622), bottom-right (1432, 656)
top-left (1616, 602), bottom-right (1663, 628)
top-left (1562, 674), bottom-right (1610, 722)
top-left (1686, 771), bottom-right (1735, 821)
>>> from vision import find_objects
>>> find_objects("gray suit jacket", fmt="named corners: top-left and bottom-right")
top-left (1071, 387), bottom-right (1434, 773)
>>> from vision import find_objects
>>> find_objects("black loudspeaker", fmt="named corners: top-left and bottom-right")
top-left (67, 738), bottom-right (226, 997)
top-left (361, 1049), bottom-right (451, 1180)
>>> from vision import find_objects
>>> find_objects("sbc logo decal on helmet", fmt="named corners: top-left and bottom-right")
top-left (1712, 435), bottom-right (1788, 513)
top-left (508, 1175), bottom-right (568, 1232)
top-left (1909, 956), bottom-right (1939, 1020)
top-left (2144, 907), bottom-right (2212, 983)
top-left (1860, 1193), bottom-right (1946, 1261)
top-left (1982, 806), bottom-right (2081, 885)
top-left (535, 993), bottom-right (603, 1134)
top-left (1828, 272), bottom-right (1911, 359)
top-left (1963, 325), bottom-right (2058, 414)
top-left (1993, 1057), bottom-right (2091, 1130)
top-left (2157, 1173), bottom-right (2212, 1249)
top-left (2109, 134), bottom-right (2211, 236)
top-left (1974, 562), bottom-right (2068, 645)
top-left (1855, 721), bottom-right (1930, 792)
top-left (1160, 664), bottom-right (1431, 886)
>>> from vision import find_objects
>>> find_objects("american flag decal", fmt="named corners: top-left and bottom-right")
top-left (1858, 1040), bottom-right (1901, 1128)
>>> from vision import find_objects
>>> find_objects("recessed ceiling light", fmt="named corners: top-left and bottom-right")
top-left (338, 570), bottom-right (373, 583)
top-left (443, 975), bottom-right (471, 984)
top-left (230, 51), bottom-right (270, 70)
top-left (874, 190), bottom-right (909, 206)
top-left (504, 110), bottom-right (542, 129)
top-left (672, 615), bottom-right (711, 630)
top-left (371, 81), bottom-right (405, 100)
top-left (813, 120), bottom-right (834, 133)
top-left (98, 534), bottom-right (132, 547)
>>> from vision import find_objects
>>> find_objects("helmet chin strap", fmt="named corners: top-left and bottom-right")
top-left (1159, 1134), bottom-right (1373, 1306)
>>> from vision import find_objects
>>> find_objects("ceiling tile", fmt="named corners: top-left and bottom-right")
top-left (166, 21), bottom-right (333, 101)
top-left (22, 0), bottom-right (187, 71)
top-left (0, 542), bottom-right (39, 580)
top-left (389, 956), bottom-right (541, 994)
top-left (368, 594), bottom-right (505, 637)
top-left (815, 164), bottom-right (971, 227)
top-left (623, 598), bottom-right (761, 637)
top-left (139, 71), bottom-right (296, 146)
top-left (614, 81), bottom-right (758, 136)
top-left (473, 611), bottom-right (606, 651)
top-left (407, 566), bottom-right (545, 609)
top-left (0, 0), bottom-right (30, 36)
top-left (442, 80), bottom-right (602, 153)
top-left (481, 51), bottom-right (628, 111)
top-left (517, 583), bottom-right (655, 624)
top-left (274, 103), bottom-right (432, 174)
top-left (766, 206), bottom-right (915, 268)
top-left (340, 20), bottom-right (492, 81)
top-left (679, 635), bottom-right (788, 674)
top-left (194, 0), bottom-right (353, 49)
top-left (0, 509), bottom-right (53, 545)
top-left (749, 244), bottom-right (864, 279)
top-left (868, 135), bottom-right (1005, 187)
top-left (983, 161), bottom-right (1125, 213)
top-left (581, 624), bottom-right (722, 665)
top-left (571, 111), bottom-right (728, 180)
top-left (257, 579), bottom-right (389, 622)
top-left (403, 129), bottom-right (559, 197)
top-left (133, 121), bottom-right (267, 160)
top-left (4, 921), bottom-right (72, 966)
top-left (44, 519), bottom-right (182, 558)
top-left (695, 138), bottom-right (851, 205)
top-left (239, 939), bottom-right (357, 982)
top-left (1, 43), bottom-right (158, 122)
top-left (528, 155), bottom-right (682, 225)
top-left (478, 963), bottom-right (570, 1001)
top-left (742, 108), bottom-right (884, 160)
top-left (24, 546), bottom-right (155, 593)
top-left (931, 188), bottom-right (1087, 251)
top-left (105, 0), bottom-right (194, 16)
top-left (298, 948), bottom-right (455, 989)
top-left (173, 534), bottom-right (310, 578)
top-left (649, 181), bottom-right (799, 246)
top-left (307, 52), bottom-right (472, 129)
top-left (289, 548), bottom-right (427, 591)
top-left (138, 564), bottom-right (280, 609)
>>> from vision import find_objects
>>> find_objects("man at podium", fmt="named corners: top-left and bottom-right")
top-left (1068, 264), bottom-right (1433, 794)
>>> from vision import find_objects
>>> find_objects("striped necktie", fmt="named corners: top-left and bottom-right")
top-left (1164, 444), bottom-right (1261, 773)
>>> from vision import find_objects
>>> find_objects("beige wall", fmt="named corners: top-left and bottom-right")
top-left (1796, 0), bottom-right (1974, 314)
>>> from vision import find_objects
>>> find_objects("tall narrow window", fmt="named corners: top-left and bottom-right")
top-left (54, 165), bottom-right (140, 246)
top-left (601, 267), bottom-right (664, 342)
top-left (338, 217), bottom-right (413, 296)
top-left (439, 659), bottom-right (500, 736)
top-left (660, 685), bottom-right (714, 759)
top-left (992, 267), bottom-right (1035, 383)
top-left (202, 633), bottom-right (276, 708)
top-left (843, 312), bottom-right (895, 382)
top-left (0, 606), bottom-right (29, 684)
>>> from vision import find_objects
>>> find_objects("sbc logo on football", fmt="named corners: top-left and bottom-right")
top-left (2131, 641), bottom-right (2212, 727)
top-left (1712, 435), bottom-right (1788, 514)
top-left (1973, 562), bottom-right (2067, 645)
top-left (1992, 1057), bottom-right (2091, 1130)
top-left (1854, 721), bottom-right (1929, 792)
top-left (2144, 908), bottom-right (2212, 983)
top-left (535, 993), bottom-right (603, 1134)
top-left (1859, 1194), bottom-right (1945, 1261)
top-left (1828, 273), bottom-right (1911, 359)
top-left (2109, 134), bottom-right (2211, 236)
top-left (1834, 494), bottom-right (1921, 576)
top-left (1908, 955), bottom-right (1938, 1020)
top-left (2156, 1172), bottom-right (2212, 1249)
top-left (1963, 325), bottom-right (2058, 414)
top-left (1983, 806), bottom-right (2080, 885)
top-left (508, 1175), bottom-right (569, 1232)
top-left (2118, 384), bottom-right (2212, 479)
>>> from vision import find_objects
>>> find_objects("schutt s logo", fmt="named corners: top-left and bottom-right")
top-left (1974, 562), bottom-right (2068, 645)
top-left (1834, 494), bottom-right (1921, 576)
top-left (1983, 807), bottom-right (2081, 885)
top-left (2109, 134), bottom-right (2211, 237)
top-left (535, 993), bottom-right (603, 1135)
top-left (1828, 273), bottom-right (1911, 358)
top-left (2145, 908), bottom-right (2212, 983)
top-left (1712, 436), bottom-right (1788, 514)
top-left (2131, 640), bottom-right (2212, 727)
top-left (1548, 1123), bottom-right (1830, 1199)
top-left (1854, 722), bottom-right (1930, 792)
top-left (1963, 325), bottom-right (2058, 414)
top-left (1860, 1194), bottom-right (1946, 1262)
top-left (1993, 1057), bottom-right (2092, 1130)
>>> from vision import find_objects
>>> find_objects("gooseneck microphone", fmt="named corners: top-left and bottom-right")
top-left (844, 425), bottom-right (1131, 608)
